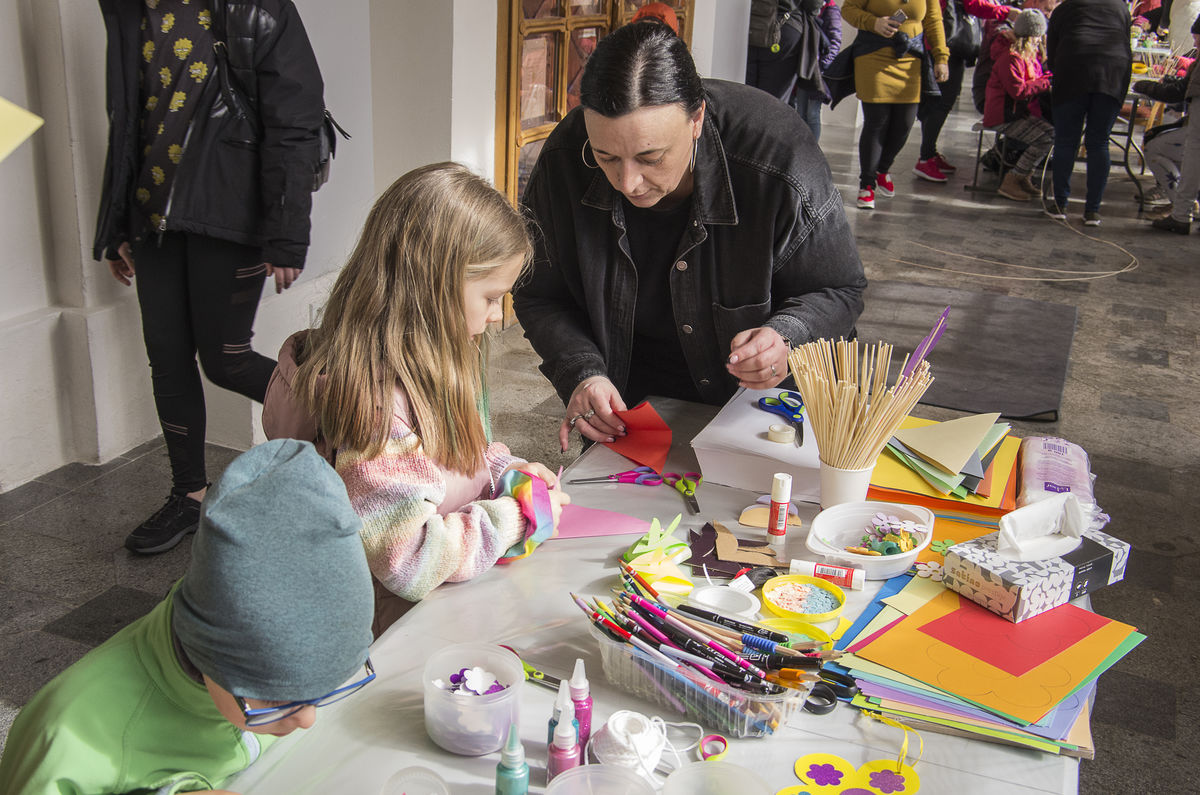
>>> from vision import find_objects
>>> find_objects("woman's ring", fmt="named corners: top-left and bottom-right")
top-left (568, 413), bottom-right (583, 428)
top-left (770, 364), bottom-right (778, 377)
top-left (583, 409), bottom-right (596, 420)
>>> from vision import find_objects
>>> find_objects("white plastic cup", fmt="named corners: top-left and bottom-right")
top-left (545, 764), bottom-right (657, 795)
top-left (818, 461), bottom-right (875, 509)
top-left (662, 761), bottom-right (773, 795)
top-left (422, 643), bottom-right (523, 756)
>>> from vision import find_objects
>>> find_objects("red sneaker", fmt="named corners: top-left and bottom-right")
top-left (875, 172), bottom-right (895, 197)
top-left (856, 187), bottom-right (876, 209)
top-left (931, 153), bottom-right (958, 174)
top-left (913, 158), bottom-right (949, 183)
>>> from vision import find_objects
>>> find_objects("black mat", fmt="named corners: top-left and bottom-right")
top-left (855, 281), bottom-right (1077, 421)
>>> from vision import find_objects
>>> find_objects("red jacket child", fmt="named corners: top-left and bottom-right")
top-left (983, 45), bottom-right (1052, 127)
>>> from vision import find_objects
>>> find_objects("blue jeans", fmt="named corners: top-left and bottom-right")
top-left (792, 88), bottom-right (823, 142)
top-left (1051, 93), bottom-right (1123, 212)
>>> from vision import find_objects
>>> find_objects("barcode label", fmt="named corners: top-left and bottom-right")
top-left (1044, 442), bottom-right (1069, 456)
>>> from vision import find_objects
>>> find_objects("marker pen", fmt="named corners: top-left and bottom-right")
top-left (569, 659), bottom-right (592, 750)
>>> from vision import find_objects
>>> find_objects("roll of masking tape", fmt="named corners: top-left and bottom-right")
top-left (767, 423), bottom-right (795, 444)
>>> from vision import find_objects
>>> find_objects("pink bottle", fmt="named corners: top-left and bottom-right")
top-left (546, 699), bottom-right (581, 784)
top-left (568, 658), bottom-right (593, 749)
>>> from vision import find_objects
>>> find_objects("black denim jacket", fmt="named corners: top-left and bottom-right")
top-left (513, 79), bottom-right (867, 407)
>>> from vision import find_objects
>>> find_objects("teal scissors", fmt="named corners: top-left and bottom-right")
top-left (757, 390), bottom-right (805, 446)
top-left (662, 471), bottom-right (702, 515)
top-left (568, 465), bottom-right (664, 486)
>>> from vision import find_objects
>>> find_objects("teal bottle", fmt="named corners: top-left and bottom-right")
top-left (495, 724), bottom-right (529, 795)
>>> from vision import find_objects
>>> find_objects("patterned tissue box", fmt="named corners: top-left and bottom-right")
top-left (941, 528), bottom-right (1130, 623)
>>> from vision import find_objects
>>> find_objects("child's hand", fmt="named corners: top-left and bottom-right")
top-left (548, 486), bottom-right (572, 528)
top-left (514, 461), bottom-right (560, 489)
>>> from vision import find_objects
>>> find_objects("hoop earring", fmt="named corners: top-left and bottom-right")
top-left (689, 137), bottom-right (698, 173)
top-left (581, 138), bottom-right (600, 169)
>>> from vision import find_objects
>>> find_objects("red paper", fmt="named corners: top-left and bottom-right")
top-left (551, 503), bottom-right (652, 539)
top-left (603, 402), bottom-right (672, 473)
top-left (918, 600), bottom-right (1113, 677)
top-left (847, 614), bottom-right (907, 654)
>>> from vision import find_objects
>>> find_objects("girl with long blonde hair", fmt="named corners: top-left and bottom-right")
top-left (265, 162), bottom-right (568, 634)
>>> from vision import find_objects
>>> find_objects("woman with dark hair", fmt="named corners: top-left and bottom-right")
top-left (512, 22), bottom-right (866, 451)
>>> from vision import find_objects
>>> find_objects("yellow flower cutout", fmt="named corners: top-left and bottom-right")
top-left (136, 188), bottom-right (150, 204)
top-left (168, 144), bottom-right (183, 164)
top-left (150, 213), bottom-right (163, 229)
top-left (188, 61), bottom-right (208, 83)
top-left (159, 66), bottom-right (172, 88)
top-left (151, 166), bottom-right (165, 186)
top-left (142, 41), bottom-right (155, 63)
top-left (198, 10), bottom-right (212, 30)
top-left (169, 91), bottom-right (186, 111)
top-left (174, 38), bottom-right (193, 60)
top-left (161, 13), bottom-right (175, 33)
top-left (157, 122), bottom-right (165, 135)
top-left (145, 96), bottom-right (158, 111)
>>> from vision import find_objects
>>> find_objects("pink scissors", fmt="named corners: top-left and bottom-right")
top-left (567, 465), bottom-right (664, 486)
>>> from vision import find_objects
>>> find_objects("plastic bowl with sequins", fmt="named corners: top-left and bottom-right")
top-left (805, 501), bottom-right (934, 580)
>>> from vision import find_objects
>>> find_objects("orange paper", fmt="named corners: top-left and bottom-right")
top-left (855, 589), bottom-right (1137, 724)
top-left (917, 517), bottom-right (993, 563)
top-left (604, 401), bottom-right (672, 473)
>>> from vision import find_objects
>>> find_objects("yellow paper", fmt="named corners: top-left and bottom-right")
top-left (855, 590), bottom-right (1137, 724)
top-left (893, 412), bottom-right (1001, 476)
top-left (0, 97), bottom-right (44, 164)
top-left (880, 576), bottom-right (946, 615)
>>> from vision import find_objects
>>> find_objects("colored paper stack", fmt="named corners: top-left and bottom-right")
top-left (868, 414), bottom-right (1020, 530)
top-left (827, 573), bottom-right (1145, 757)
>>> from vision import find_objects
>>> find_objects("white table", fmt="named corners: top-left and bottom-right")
top-left (229, 398), bottom-right (1079, 794)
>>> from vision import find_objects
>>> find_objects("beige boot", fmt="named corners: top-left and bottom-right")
top-left (998, 171), bottom-right (1033, 201)
top-left (1016, 174), bottom-right (1039, 197)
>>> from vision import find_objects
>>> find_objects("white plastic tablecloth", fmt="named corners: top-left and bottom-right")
top-left (229, 398), bottom-right (1078, 795)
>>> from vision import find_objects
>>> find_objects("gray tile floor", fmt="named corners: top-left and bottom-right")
top-left (1, 99), bottom-right (1195, 793)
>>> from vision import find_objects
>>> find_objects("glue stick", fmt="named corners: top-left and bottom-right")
top-left (768, 473), bottom-right (792, 546)
top-left (790, 559), bottom-right (865, 590)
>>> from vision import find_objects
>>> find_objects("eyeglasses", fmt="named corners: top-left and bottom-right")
top-left (236, 658), bottom-right (376, 726)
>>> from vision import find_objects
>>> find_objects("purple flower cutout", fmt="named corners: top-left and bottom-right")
top-left (869, 768), bottom-right (908, 793)
top-left (806, 763), bottom-right (844, 786)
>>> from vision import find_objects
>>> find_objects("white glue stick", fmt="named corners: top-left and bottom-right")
top-left (790, 559), bottom-right (866, 590)
top-left (767, 473), bottom-right (792, 546)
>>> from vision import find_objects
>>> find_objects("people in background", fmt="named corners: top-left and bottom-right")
top-left (514, 21), bottom-right (865, 450)
top-left (95, 0), bottom-right (326, 555)
top-left (838, 0), bottom-right (950, 209)
top-left (264, 163), bottom-right (569, 636)
top-left (914, 0), bottom-right (1018, 183)
top-left (984, 10), bottom-right (1055, 201)
top-left (973, 0), bottom-right (1060, 115)
top-left (790, 0), bottom-right (844, 142)
top-left (0, 440), bottom-right (376, 794)
top-left (1142, 14), bottom-right (1200, 234)
top-left (1044, 0), bottom-right (1133, 225)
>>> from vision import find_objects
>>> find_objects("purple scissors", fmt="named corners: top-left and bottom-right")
top-left (567, 465), bottom-right (664, 486)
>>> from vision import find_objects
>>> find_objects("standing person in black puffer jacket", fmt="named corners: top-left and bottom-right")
top-left (94, 0), bottom-right (327, 555)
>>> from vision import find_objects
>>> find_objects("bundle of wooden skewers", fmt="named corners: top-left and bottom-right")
top-left (568, 562), bottom-right (843, 735)
top-left (787, 336), bottom-right (936, 471)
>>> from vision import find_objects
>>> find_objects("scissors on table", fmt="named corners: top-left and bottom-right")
top-left (802, 669), bottom-right (859, 715)
top-left (757, 390), bottom-right (805, 447)
top-left (662, 471), bottom-right (702, 515)
top-left (567, 465), bottom-right (664, 486)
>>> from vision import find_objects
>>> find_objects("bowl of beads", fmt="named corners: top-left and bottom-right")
top-left (422, 643), bottom-right (523, 755)
top-left (804, 501), bottom-right (934, 580)
top-left (760, 575), bottom-right (846, 623)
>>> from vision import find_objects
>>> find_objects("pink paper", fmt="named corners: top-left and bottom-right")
top-left (604, 402), bottom-right (672, 473)
top-left (551, 503), bottom-right (652, 539)
top-left (918, 600), bottom-right (1113, 677)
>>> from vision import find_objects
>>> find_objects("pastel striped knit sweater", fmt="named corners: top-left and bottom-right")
top-left (336, 392), bottom-right (526, 602)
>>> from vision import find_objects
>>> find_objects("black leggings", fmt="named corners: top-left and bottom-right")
top-left (132, 232), bottom-right (277, 495)
top-left (858, 102), bottom-right (919, 188)
top-left (918, 54), bottom-right (966, 160)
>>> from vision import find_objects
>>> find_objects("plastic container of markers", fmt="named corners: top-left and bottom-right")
top-left (587, 625), bottom-right (811, 738)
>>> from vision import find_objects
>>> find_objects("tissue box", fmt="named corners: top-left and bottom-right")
top-left (941, 528), bottom-right (1130, 622)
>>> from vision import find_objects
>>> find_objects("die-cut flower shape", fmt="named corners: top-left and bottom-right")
top-left (930, 538), bottom-right (954, 555)
top-left (807, 763), bottom-right (843, 786)
top-left (463, 666), bottom-right (498, 695)
top-left (915, 561), bottom-right (944, 581)
top-left (869, 768), bottom-right (908, 793)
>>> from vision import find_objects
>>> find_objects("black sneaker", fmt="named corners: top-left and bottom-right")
top-left (1151, 215), bottom-right (1192, 234)
top-left (1044, 200), bottom-right (1067, 220)
top-left (125, 493), bottom-right (202, 554)
top-left (1083, 211), bottom-right (1101, 227)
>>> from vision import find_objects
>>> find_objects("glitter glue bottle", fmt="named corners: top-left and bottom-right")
top-left (569, 658), bottom-right (592, 749)
top-left (547, 679), bottom-right (578, 746)
top-left (495, 723), bottom-right (529, 795)
top-left (546, 699), bottom-right (581, 784)
top-left (790, 558), bottom-right (865, 590)
top-left (768, 473), bottom-right (792, 546)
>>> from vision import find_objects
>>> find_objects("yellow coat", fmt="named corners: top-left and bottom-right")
top-left (841, 0), bottom-right (950, 104)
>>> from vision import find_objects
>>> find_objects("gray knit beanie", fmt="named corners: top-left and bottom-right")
top-left (1013, 9), bottom-right (1047, 39)
top-left (172, 439), bottom-right (374, 701)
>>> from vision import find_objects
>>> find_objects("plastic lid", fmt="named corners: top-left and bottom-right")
top-left (569, 658), bottom-right (589, 699)
top-left (499, 723), bottom-right (525, 768)
top-left (553, 700), bottom-right (577, 749)
top-left (382, 766), bottom-right (451, 795)
top-left (771, 472), bottom-right (793, 502)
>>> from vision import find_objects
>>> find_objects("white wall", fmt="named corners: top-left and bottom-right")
top-left (692, 0), bottom-right (750, 81)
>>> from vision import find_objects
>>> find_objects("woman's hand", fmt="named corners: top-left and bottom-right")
top-left (727, 327), bottom-right (789, 390)
top-left (264, 264), bottom-right (301, 294)
top-left (560, 376), bottom-right (627, 451)
top-left (874, 16), bottom-right (900, 37)
top-left (934, 63), bottom-right (950, 82)
top-left (106, 241), bottom-right (135, 286)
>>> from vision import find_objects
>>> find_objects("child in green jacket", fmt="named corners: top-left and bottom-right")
top-left (0, 439), bottom-right (376, 794)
